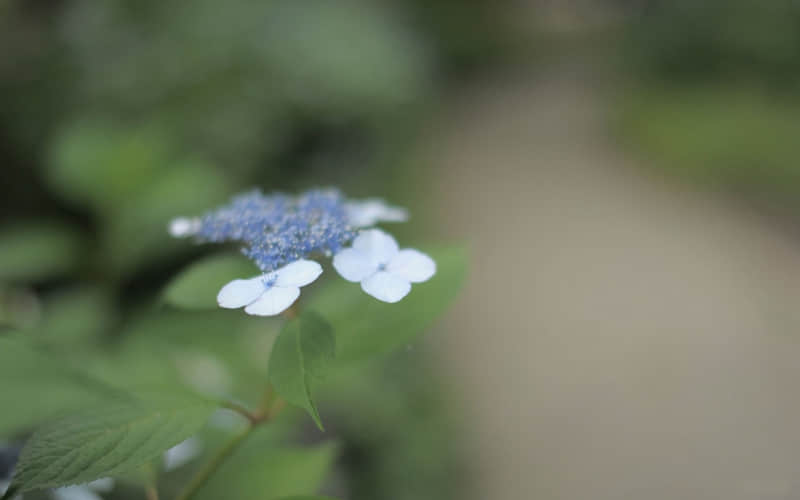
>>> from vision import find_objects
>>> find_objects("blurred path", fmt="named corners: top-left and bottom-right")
top-left (429, 66), bottom-right (800, 500)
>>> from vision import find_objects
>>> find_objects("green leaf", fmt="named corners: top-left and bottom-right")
top-left (46, 122), bottom-right (169, 210)
top-left (32, 285), bottom-right (116, 347)
top-left (268, 312), bottom-right (335, 430)
top-left (308, 245), bottom-right (466, 363)
top-left (10, 394), bottom-right (215, 492)
top-left (164, 253), bottom-right (259, 309)
top-left (102, 161), bottom-right (233, 276)
top-left (0, 335), bottom-right (122, 434)
top-left (87, 309), bottom-right (280, 404)
top-left (0, 221), bottom-right (83, 282)
top-left (195, 439), bottom-right (338, 500)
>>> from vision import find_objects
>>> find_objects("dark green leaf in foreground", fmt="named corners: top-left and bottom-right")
top-left (308, 245), bottom-right (466, 363)
top-left (268, 312), bottom-right (335, 430)
top-left (11, 394), bottom-right (215, 492)
top-left (0, 336), bottom-right (122, 435)
top-left (164, 253), bottom-right (259, 309)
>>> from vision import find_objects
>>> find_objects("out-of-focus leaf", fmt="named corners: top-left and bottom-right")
top-left (46, 122), bottom-right (168, 209)
top-left (0, 286), bottom-right (40, 330)
top-left (10, 393), bottom-right (215, 492)
top-left (616, 85), bottom-right (800, 206)
top-left (0, 222), bottom-right (83, 282)
top-left (195, 438), bottom-right (338, 500)
top-left (268, 312), bottom-right (335, 430)
top-left (258, 1), bottom-right (429, 111)
top-left (164, 253), bottom-right (259, 309)
top-left (87, 309), bottom-right (279, 404)
top-left (0, 336), bottom-right (122, 435)
top-left (104, 161), bottom-right (234, 276)
top-left (308, 245), bottom-right (466, 363)
top-left (32, 286), bottom-right (116, 347)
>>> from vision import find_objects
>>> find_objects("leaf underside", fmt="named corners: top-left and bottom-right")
top-left (11, 395), bottom-right (214, 492)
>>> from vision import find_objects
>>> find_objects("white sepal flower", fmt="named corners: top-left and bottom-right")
top-left (344, 199), bottom-right (408, 227)
top-left (217, 259), bottom-right (322, 316)
top-left (168, 217), bottom-right (201, 237)
top-left (333, 229), bottom-right (435, 303)
top-left (163, 438), bottom-right (202, 471)
top-left (0, 480), bottom-right (20, 500)
top-left (51, 478), bottom-right (114, 500)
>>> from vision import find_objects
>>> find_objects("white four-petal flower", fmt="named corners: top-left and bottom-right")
top-left (163, 438), bottom-right (202, 471)
top-left (52, 478), bottom-right (114, 500)
top-left (344, 199), bottom-right (408, 227)
top-left (168, 217), bottom-right (201, 237)
top-left (217, 259), bottom-right (322, 316)
top-left (333, 229), bottom-right (435, 303)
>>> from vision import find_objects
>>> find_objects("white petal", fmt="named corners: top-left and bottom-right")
top-left (217, 276), bottom-right (266, 308)
top-left (244, 286), bottom-right (300, 316)
top-left (345, 199), bottom-right (408, 227)
top-left (164, 438), bottom-right (202, 471)
top-left (333, 248), bottom-right (377, 282)
top-left (361, 271), bottom-right (411, 303)
top-left (352, 229), bottom-right (399, 267)
top-left (168, 217), bottom-right (200, 237)
top-left (87, 478), bottom-right (115, 493)
top-left (0, 481), bottom-right (16, 500)
top-left (387, 249), bottom-right (436, 283)
top-left (52, 485), bottom-right (102, 500)
top-left (274, 259), bottom-right (322, 287)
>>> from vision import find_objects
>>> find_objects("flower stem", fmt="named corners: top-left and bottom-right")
top-left (174, 394), bottom-right (285, 500)
top-left (145, 484), bottom-right (160, 500)
top-left (173, 425), bottom-right (253, 500)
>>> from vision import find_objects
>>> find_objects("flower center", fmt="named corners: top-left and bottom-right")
top-left (261, 274), bottom-right (278, 289)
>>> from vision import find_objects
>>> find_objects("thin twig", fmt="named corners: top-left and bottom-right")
top-left (145, 484), bottom-right (160, 500)
top-left (173, 425), bottom-right (253, 500)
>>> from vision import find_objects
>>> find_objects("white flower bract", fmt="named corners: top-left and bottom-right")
top-left (344, 199), bottom-right (408, 227)
top-left (51, 478), bottom-right (114, 500)
top-left (168, 217), bottom-right (201, 237)
top-left (163, 438), bottom-right (202, 471)
top-left (333, 229), bottom-right (435, 303)
top-left (217, 259), bottom-right (322, 316)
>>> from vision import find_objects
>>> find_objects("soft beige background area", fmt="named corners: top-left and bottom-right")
top-left (429, 67), bottom-right (800, 500)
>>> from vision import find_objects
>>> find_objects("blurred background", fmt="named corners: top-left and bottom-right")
top-left (3, 0), bottom-right (800, 499)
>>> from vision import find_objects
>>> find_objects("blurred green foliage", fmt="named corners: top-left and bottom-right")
top-left (618, 0), bottom-right (800, 209)
top-left (0, 0), bottom-right (489, 497)
top-left (0, 222), bottom-right (84, 283)
top-left (625, 0), bottom-right (800, 84)
top-left (616, 84), bottom-right (800, 206)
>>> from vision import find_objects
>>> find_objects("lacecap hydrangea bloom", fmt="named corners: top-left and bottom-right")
top-left (169, 188), bottom-right (435, 315)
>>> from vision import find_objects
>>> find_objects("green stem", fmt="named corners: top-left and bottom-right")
top-left (173, 425), bottom-right (253, 500)
top-left (145, 484), bottom-right (160, 500)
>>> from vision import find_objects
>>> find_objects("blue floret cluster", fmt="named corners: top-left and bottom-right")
top-left (194, 188), bottom-right (356, 272)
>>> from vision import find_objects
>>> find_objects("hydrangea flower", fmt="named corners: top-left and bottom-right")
top-left (217, 259), bottom-right (322, 316)
top-left (170, 190), bottom-right (407, 270)
top-left (169, 189), bottom-right (350, 273)
top-left (333, 229), bottom-right (435, 303)
top-left (51, 478), bottom-right (114, 500)
top-left (163, 438), bottom-right (202, 471)
top-left (169, 188), bottom-right (434, 314)
top-left (344, 198), bottom-right (408, 227)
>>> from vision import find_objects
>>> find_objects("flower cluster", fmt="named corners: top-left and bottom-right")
top-left (170, 188), bottom-right (434, 316)
top-left (172, 188), bottom-right (356, 273)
